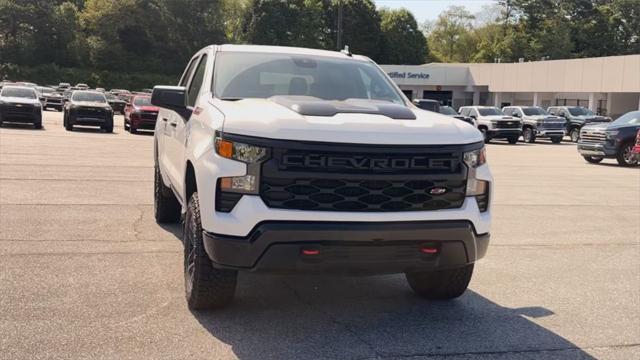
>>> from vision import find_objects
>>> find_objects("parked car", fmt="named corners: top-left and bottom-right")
top-left (502, 106), bottom-right (565, 143)
top-left (63, 90), bottom-right (113, 133)
top-left (439, 105), bottom-right (476, 126)
top-left (547, 106), bottom-right (611, 142)
top-left (412, 98), bottom-right (440, 112)
top-left (110, 89), bottom-right (131, 101)
top-left (152, 44), bottom-right (492, 309)
top-left (459, 106), bottom-right (522, 144)
top-left (123, 95), bottom-right (159, 133)
top-left (75, 83), bottom-right (89, 90)
top-left (0, 80), bottom-right (15, 90)
top-left (105, 93), bottom-right (126, 114)
top-left (57, 82), bottom-right (71, 92)
top-left (577, 110), bottom-right (640, 166)
top-left (0, 85), bottom-right (43, 129)
top-left (37, 86), bottom-right (64, 111)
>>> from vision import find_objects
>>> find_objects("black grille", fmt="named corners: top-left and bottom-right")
top-left (6, 105), bottom-right (33, 114)
top-left (140, 112), bottom-right (158, 120)
top-left (261, 177), bottom-right (466, 212)
top-left (258, 140), bottom-right (469, 213)
top-left (496, 120), bottom-right (520, 128)
top-left (77, 107), bottom-right (105, 118)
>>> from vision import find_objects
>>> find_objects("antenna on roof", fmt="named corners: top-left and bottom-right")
top-left (341, 45), bottom-right (352, 57)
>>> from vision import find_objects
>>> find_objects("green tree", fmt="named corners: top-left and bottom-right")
top-left (378, 8), bottom-right (428, 64)
top-left (427, 6), bottom-right (475, 62)
top-left (324, 0), bottom-right (381, 60)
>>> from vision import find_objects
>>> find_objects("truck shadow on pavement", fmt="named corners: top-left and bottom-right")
top-left (191, 274), bottom-right (596, 359)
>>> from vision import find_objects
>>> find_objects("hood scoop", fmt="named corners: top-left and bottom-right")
top-left (269, 95), bottom-right (416, 120)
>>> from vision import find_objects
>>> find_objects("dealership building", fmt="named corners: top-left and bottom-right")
top-left (381, 54), bottom-right (640, 118)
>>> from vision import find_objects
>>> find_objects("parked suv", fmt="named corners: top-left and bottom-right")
top-left (0, 86), bottom-right (43, 128)
top-left (37, 86), bottom-right (64, 111)
top-left (547, 106), bottom-right (610, 142)
top-left (124, 95), bottom-right (159, 133)
top-left (152, 45), bottom-right (492, 309)
top-left (502, 106), bottom-right (565, 143)
top-left (412, 99), bottom-right (440, 112)
top-left (459, 106), bottom-right (522, 144)
top-left (439, 105), bottom-right (475, 126)
top-left (577, 111), bottom-right (640, 166)
top-left (63, 90), bottom-right (113, 132)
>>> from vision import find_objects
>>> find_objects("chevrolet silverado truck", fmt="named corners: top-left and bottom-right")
top-left (547, 106), bottom-right (611, 142)
top-left (458, 106), bottom-right (522, 144)
top-left (502, 106), bottom-right (565, 143)
top-left (152, 45), bottom-right (492, 309)
top-left (0, 85), bottom-right (43, 129)
top-left (63, 90), bottom-right (114, 133)
top-left (577, 110), bottom-right (640, 166)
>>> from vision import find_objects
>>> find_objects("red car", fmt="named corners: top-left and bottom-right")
top-left (124, 95), bottom-right (159, 134)
top-left (633, 129), bottom-right (640, 161)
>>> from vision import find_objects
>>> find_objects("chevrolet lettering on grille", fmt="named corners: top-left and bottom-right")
top-left (281, 154), bottom-right (454, 171)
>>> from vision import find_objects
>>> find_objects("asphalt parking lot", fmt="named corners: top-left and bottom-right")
top-left (1, 111), bottom-right (638, 360)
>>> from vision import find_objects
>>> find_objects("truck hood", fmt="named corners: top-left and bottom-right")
top-left (213, 97), bottom-right (483, 145)
top-left (72, 101), bottom-right (110, 108)
top-left (0, 97), bottom-right (40, 105)
top-left (136, 105), bottom-right (159, 112)
top-left (524, 115), bottom-right (564, 121)
top-left (482, 115), bottom-right (517, 121)
top-left (573, 115), bottom-right (609, 122)
top-left (581, 123), bottom-right (609, 131)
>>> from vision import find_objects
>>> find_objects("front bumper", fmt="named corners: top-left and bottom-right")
top-left (577, 142), bottom-right (617, 157)
top-left (203, 220), bottom-right (489, 274)
top-left (536, 129), bottom-right (565, 137)
top-left (487, 129), bottom-right (522, 138)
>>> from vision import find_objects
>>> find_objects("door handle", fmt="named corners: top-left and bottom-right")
top-left (169, 122), bottom-right (177, 127)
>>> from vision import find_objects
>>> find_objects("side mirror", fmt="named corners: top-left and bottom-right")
top-left (470, 114), bottom-right (477, 119)
top-left (152, 86), bottom-right (186, 111)
top-left (513, 112), bottom-right (521, 118)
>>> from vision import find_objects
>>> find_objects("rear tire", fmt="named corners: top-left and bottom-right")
top-left (583, 156), bottom-right (603, 164)
top-left (551, 136), bottom-right (563, 144)
top-left (406, 264), bottom-right (474, 300)
top-left (616, 142), bottom-right (638, 167)
top-left (154, 163), bottom-right (181, 223)
top-left (184, 193), bottom-right (237, 310)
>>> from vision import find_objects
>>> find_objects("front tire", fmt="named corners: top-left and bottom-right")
top-left (551, 136), bottom-right (563, 144)
top-left (616, 142), bottom-right (638, 167)
top-left (522, 128), bottom-right (536, 143)
top-left (184, 193), bottom-right (237, 310)
top-left (507, 136), bottom-right (519, 144)
top-left (583, 156), bottom-right (603, 164)
top-left (65, 116), bottom-right (73, 131)
top-left (479, 128), bottom-right (490, 144)
top-left (406, 264), bottom-right (474, 300)
top-left (154, 163), bottom-right (181, 223)
top-left (570, 128), bottom-right (580, 142)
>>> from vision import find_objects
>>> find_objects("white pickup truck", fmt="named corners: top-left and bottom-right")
top-left (152, 44), bottom-right (493, 309)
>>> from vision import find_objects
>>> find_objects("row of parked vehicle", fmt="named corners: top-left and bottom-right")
top-left (412, 99), bottom-right (639, 166)
top-left (0, 81), bottom-right (159, 134)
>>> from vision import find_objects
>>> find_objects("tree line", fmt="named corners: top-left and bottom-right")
top-left (0, 0), bottom-right (637, 89)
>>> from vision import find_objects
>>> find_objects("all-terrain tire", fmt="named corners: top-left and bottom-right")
top-left (551, 136), bottom-right (563, 144)
top-left (523, 128), bottom-right (536, 143)
top-left (154, 163), bottom-right (181, 223)
top-left (184, 193), bottom-right (237, 310)
top-left (570, 128), bottom-right (580, 142)
top-left (406, 264), bottom-right (474, 300)
top-left (65, 118), bottom-right (73, 131)
top-left (480, 128), bottom-right (490, 144)
top-left (507, 136), bottom-right (519, 144)
top-left (583, 156), bottom-right (603, 164)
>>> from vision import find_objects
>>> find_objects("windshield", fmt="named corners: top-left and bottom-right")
top-left (72, 91), bottom-right (106, 103)
top-left (1, 87), bottom-right (36, 99)
top-left (214, 52), bottom-right (404, 104)
top-left (568, 107), bottom-right (595, 116)
top-left (478, 108), bottom-right (503, 116)
top-left (439, 106), bottom-right (458, 115)
top-left (612, 111), bottom-right (640, 126)
top-left (105, 93), bottom-right (116, 100)
top-left (133, 97), bottom-right (151, 106)
top-left (522, 107), bottom-right (548, 116)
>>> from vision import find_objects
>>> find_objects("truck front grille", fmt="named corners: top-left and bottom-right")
top-left (496, 120), bottom-right (520, 128)
top-left (77, 107), bottom-right (105, 118)
top-left (259, 141), bottom-right (469, 212)
top-left (580, 130), bottom-right (606, 143)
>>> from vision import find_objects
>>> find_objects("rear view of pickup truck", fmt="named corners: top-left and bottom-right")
top-left (152, 45), bottom-right (493, 309)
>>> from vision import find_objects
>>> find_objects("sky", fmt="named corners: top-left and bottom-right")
top-left (374, 0), bottom-right (496, 23)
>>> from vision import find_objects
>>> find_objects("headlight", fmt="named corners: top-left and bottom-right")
top-left (215, 137), bottom-right (267, 163)
top-left (605, 130), bottom-right (618, 139)
top-left (536, 119), bottom-right (544, 126)
top-left (463, 148), bottom-right (486, 169)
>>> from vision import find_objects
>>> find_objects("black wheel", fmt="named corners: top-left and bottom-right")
top-left (522, 128), bottom-right (535, 143)
top-left (616, 142), bottom-right (638, 167)
top-left (507, 136), bottom-right (518, 144)
top-left (406, 264), bottom-right (474, 300)
top-left (130, 125), bottom-right (137, 134)
top-left (551, 136), bottom-right (563, 144)
top-left (104, 125), bottom-right (113, 133)
top-left (154, 163), bottom-right (181, 223)
top-left (583, 156), bottom-right (603, 164)
top-left (34, 121), bottom-right (42, 130)
top-left (480, 128), bottom-right (490, 144)
top-left (184, 193), bottom-right (237, 310)
top-left (570, 128), bottom-right (580, 142)
top-left (65, 117), bottom-right (73, 131)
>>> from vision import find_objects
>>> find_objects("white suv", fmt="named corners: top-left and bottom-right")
top-left (459, 106), bottom-right (522, 144)
top-left (152, 45), bottom-right (493, 309)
